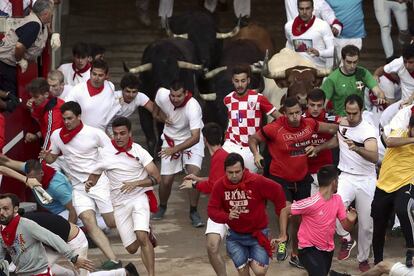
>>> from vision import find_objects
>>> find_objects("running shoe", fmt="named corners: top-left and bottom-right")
top-left (276, 236), bottom-right (289, 261)
top-left (337, 238), bottom-right (356, 260)
top-left (100, 260), bottom-right (122, 270)
top-left (124, 262), bottom-right (140, 276)
top-left (289, 255), bottom-right (304, 269)
top-left (358, 260), bottom-right (370, 272)
top-left (151, 206), bottom-right (166, 220)
top-left (190, 211), bottom-right (205, 228)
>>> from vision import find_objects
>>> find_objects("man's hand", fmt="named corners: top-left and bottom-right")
top-left (229, 206), bottom-right (240, 220)
top-left (305, 145), bottom-right (319, 157)
top-left (159, 147), bottom-right (176, 159)
top-left (0, 154), bottom-right (10, 165)
top-left (347, 207), bottom-right (357, 223)
top-left (26, 98), bottom-right (34, 111)
top-left (84, 180), bottom-right (96, 193)
top-left (50, 33), bottom-right (61, 50)
top-left (272, 234), bottom-right (288, 246)
top-left (179, 179), bottom-right (193, 190)
top-left (254, 153), bottom-right (264, 169)
top-left (307, 47), bottom-right (320, 57)
top-left (17, 59), bottom-right (28, 73)
top-left (344, 139), bottom-right (359, 152)
top-left (25, 132), bottom-right (38, 143)
top-left (39, 149), bottom-right (51, 160)
top-left (120, 181), bottom-right (138, 193)
top-left (74, 257), bottom-right (95, 272)
top-left (26, 178), bottom-right (42, 189)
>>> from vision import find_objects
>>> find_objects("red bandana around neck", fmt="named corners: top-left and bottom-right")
top-left (40, 161), bottom-right (56, 190)
top-left (112, 137), bottom-right (134, 158)
top-left (1, 214), bottom-right (21, 247)
top-left (59, 121), bottom-right (84, 144)
top-left (223, 170), bottom-right (254, 195)
top-left (292, 15), bottom-right (316, 36)
top-left (72, 62), bottom-right (91, 81)
top-left (86, 79), bottom-right (105, 97)
top-left (173, 91), bottom-right (193, 110)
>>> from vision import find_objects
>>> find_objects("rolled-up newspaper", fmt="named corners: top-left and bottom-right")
top-left (33, 186), bottom-right (53, 205)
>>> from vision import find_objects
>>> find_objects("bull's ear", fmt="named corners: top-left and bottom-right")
top-left (313, 77), bottom-right (324, 87)
top-left (274, 79), bottom-right (289, 88)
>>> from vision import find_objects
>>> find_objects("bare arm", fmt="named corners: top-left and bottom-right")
top-left (85, 173), bottom-right (101, 192)
top-left (340, 207), bottom-right (357, 232)
top-left (14, 42), bottom-right (26, 61)
top-left (315, 135), bottom-right (339, 152)
top-left (274, 204), bottom-right (291, 244)
top-left (346, 138), bottom-right (378, 164)
top-left (121, 162), bottom-right (161, 193)
top-left (39, 149), bottom-right (59, 164)
top-left (0, 166), bottom-right (41, 188)
top-left (269, 109), bottom-right (281, 119)
top-left (386, 134), bottom-right (414, 148)
top-left (0, 154), bottom-right (26, 173)
top-left (248, 133), bottom-right (266, 169)
top-left (149, 101), bottom-right (169, 123)
top-left (317, 122), bottom-right (339, 135)
top-left (64, 201), bottom-right (78, 224)
top-left (373, 66), bottom-right (385, 81)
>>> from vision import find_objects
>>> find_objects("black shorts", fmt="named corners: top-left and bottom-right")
top-left (268, 174), bottom-right (312, 202)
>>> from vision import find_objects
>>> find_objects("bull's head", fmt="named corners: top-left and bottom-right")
top-left (262, 49), bottom-right (330, 107)
top-left (164, 16), bottom-right (241, 40)
top-left (123, 60), bottom-right (204, 74)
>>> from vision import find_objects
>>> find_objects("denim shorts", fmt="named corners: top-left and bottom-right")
top-left (226, 228), bottom-right (270, 269)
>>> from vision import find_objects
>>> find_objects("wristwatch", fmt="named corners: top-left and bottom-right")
top-left (70, 254), bottom-right (79, 264)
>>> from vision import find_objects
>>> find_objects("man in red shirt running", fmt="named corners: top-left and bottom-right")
top-left (180, 122), bottom-right (228, 276)
top-left (303, 88), bottom-right (340, 195)
top-left (208, 153), bottom-right (286, 276)
top-left (248, 96), bottom-right (338, 269)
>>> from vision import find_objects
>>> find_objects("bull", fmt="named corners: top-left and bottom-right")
top-left (262, 48), bottom-right (331, 109)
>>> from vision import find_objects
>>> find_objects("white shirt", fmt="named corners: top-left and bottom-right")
top-left (93, 142), bottom-right (153, 205)
top-left (155, 87), bottom-right (203, 144)
top-left (58, 63), bottom-right (90, 87)
top-left (49, 124), bottom-right (112, 189)
top-left (66, 80), bottom-right (120, 130)
top-left (386, 104), bottom-right (414, 134)
top-left (58, 84), bottom-right (73, 101)
top-left (338, 119), bottom-right (377, 176)
top-left (384, 57), bottom-right (414, 101)
top-left (114, 90), bottom-right (150, 118)
top-left (285, 0), bottom-right (341, 34)
top-left (285, 17), bottom-right (334, 69)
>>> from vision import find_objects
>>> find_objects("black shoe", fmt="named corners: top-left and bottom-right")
top-left (330, 270), bottom-right (351, 276)
top-left (289, 255), bottom-right (304, 269)
top-left (125, 262), bottom-right (139, 276)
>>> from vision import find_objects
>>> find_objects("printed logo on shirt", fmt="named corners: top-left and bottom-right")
top-left (224, 189), bottom-right (252, 214)
top-left (355, 81), bottom-right (365, 91)
top-left (248, 100), bottom-right (256, 110)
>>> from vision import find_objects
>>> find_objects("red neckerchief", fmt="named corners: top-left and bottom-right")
top-left (72, 62), bottom-right (91, 81)
top-left (410, 70), bottom-right (414, 79)
top-left (59, 121), bottom-right (83, 144)
top-left (292, 15), bottom-right (316, 36)
top-left (112, 137), bottom-right (134, 159)
top-left (41, 161), bottom-right (56, 190)
top-left (86, 79), bottom-right (105, 97)
top-left (1, 215), bottom-right (21, 247)
top-left (173, 91), bottom-right (193, 110)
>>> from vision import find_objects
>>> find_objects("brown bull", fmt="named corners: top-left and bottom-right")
top-left (229, 22), bottom-right (275, 55)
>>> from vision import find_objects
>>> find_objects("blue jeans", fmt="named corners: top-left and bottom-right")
top-left (226, 228), bottom-right (270, 269)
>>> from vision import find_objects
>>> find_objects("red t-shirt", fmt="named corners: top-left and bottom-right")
top-left (197, 148), bottom-right (228, 194)
top-left (31, 97), bottom-right (64, 146)
top-left (303, 110), bottom-right (339, 174)
top-left (208, 170), bottom-right (286, 233)
top-left (258, 116), bottom-right (319, 182)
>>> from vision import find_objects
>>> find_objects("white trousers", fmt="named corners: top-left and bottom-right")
top-left (335, 172), bottom-right (376, 262)
top-left (204, 0), bottom-right (251, 17)
top-left (374, 0), bottom-right (408, 58)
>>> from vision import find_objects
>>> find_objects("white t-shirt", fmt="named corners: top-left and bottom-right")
top-left (384, 57), bottom-right (414, 101)
top-left (387, 104), bottom-right (413, 133)
top-left (285, 17), bottom-right (334, 69)
top-left (58, 63), bottom-right (91, 87)
top-left (155, 87), bottom-right (204, 144)
top-left (58, 84), bottom-right (73, 101)
top-left (338, 119), bottom-right (377, 176)
top-left (66, 80), bottom-right (120, 130)
top-left (49, 124), bottom-right (112, 189)
top-left (285, 0), bottom-right (340, 31)
top-left (93, 142), bottom-right (153, 205)
top-left (113, 90), bottom-right (150, 118)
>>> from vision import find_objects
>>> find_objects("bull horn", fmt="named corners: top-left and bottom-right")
top-left (250, 64), bottom-right (262, 74)
top-left (261, 49), bottom-right (286, 79)
top-left (316, 68), bottom-right (332, 77)
top-left (127, 63), bottom-right (153, 74)
top-left (204, 66), bottom-right (228, 79)
top-left (200, 93), bottom-right (217, 101)
top-left (177, 61), bottom-right (203, 70)
top-left (165, 17), bottom-right (189, 39)
top-left (216, 17), bottom-right (241, 39)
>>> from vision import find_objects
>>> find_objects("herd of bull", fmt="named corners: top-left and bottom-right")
top-left (123, 11), bottom-right (329, 155)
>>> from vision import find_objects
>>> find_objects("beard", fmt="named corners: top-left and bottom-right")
top-left (0, 214), bottom-right (13, 225)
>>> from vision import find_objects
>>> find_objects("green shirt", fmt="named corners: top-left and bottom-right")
top-left (321, 66), bottom-right (377, 116)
